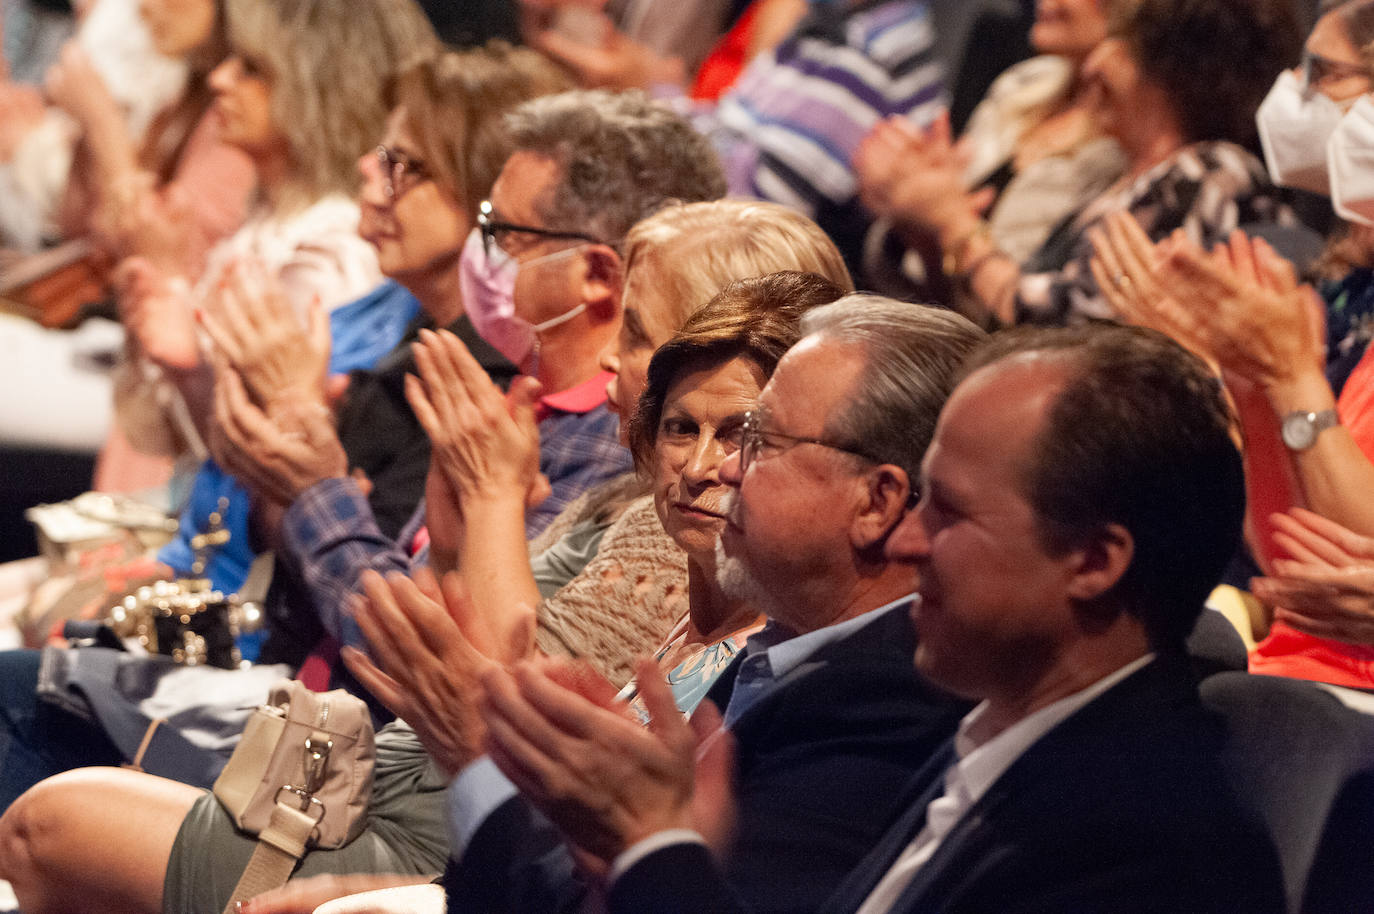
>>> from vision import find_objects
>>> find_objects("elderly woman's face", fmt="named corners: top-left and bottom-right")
top-left (1031, 0), bottom-right (1106, 60)
top-left (653, 355), bottom-right (764, 560)
top-left (600, 253), bottom-right (680, 438)
top-left (139, 0), bottom-right (215, 57)
top-left (357, 107), bottom-right (469, 284)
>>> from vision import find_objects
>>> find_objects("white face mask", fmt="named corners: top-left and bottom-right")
top-left (458, 228), bottom-right (588, 374)
top-left (1328, 95), bottom-right (1374, 226)
top-left (1256, 69), bottom-right (1347, 195)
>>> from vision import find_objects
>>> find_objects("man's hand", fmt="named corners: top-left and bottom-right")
top-left (199, 257), bottom-right (331, 410)
top-left (342, 568), bottom-right (510, 777)
top-left (481, 657), bottom-right (737, 866)
top-left (406, 328), bottom-right (547, 509)
top-left (209, 363), bottom-right (347, 505)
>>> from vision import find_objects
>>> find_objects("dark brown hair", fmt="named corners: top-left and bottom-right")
top-left (627, 271), bottom-right (845, 470)
top-left (1109, 0), bottom-right (1302, 147)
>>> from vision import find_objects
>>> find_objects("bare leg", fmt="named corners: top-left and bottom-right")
top-left (0, 766), bottom-right (202, 914)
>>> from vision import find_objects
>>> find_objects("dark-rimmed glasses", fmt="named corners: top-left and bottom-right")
top-left (375, 145), bottom-right (429, 200)
top-left (1302, 50), bottom-right (1369, 91)
top-left (477, 199), bottom-right (605, 259)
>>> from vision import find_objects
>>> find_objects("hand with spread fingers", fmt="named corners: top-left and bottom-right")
top-left (480, 657), bottom-right (737, 867)
top-left (200, 257), bottom-right (331, 411)
top-left (854, 112), bottom-right (991, 237)
top-left (343, 567), bottom-right (519, 777)
top-left (1090, 212), bottom-right (1327, 390)
top-left (406, 328), bottom-right (546, 509)
top-left (209, 360), bottom-right (347, 505)
top-left (1251, 508), bottom-right (1374, 645)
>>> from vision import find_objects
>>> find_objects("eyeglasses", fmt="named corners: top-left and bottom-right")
top-left (737, 409), bottom-right (884, 473)
top-left (375, 145), bottom-right (429, 200)
top-left (1301, 50), bottom-right (1368, 90)
top-left (477, 199), bottom-right (604, 259)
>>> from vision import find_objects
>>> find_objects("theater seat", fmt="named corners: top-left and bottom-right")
top-left (1200, 671), bottom-right (1374, 913)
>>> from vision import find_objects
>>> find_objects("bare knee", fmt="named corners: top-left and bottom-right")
top-left (0, 774), bottom-right (78, 910)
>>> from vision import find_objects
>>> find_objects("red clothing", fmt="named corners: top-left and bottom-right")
top-left (1250, 345), bottom-right (1374, 687)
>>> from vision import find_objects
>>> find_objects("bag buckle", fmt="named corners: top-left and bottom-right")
top-left (274, 736), bottom-right (332, 818)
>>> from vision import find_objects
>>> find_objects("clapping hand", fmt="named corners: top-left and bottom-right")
top-left (343, 567), bottom-right (525, 777)
top-left (209, 358), bottom-right (347, 505)
top-left (1251, 508), bottom-right (1374, 645)
top-left (405, 328), bottom-right (549, 510)
top-left (481, 657), bottom-right (737, 868)
top-left (200, 257), bottom-right (332, 412)
top-left (1090, 212), bottom-right (1326, 389)
top-left (855, 112), bottom-right (992, 235)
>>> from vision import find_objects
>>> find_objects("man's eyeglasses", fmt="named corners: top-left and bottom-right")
top-left (738, 410), bottom-right (879, 473)
top-left (1301, 50), bottom-right (1368, 91)
top-left (477, 199), bottom-right (605, 259)
top-left (375, 145), bottom-right (429, 200)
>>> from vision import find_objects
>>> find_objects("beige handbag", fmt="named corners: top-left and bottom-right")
top-left (213, 680), bottom-right (376, 913)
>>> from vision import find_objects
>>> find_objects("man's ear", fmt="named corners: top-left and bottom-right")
top-left (579, 245), bottom-right (623, 324)
top-left (850, 464), bottom-right (912, 552)
top-left (1065, 522), bottom-right (1134, 603)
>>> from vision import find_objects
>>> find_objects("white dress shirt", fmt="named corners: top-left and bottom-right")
top-left (855, 653), bottom-right (1156, 914)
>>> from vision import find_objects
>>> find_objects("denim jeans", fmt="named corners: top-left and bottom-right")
top-left (0, 649), bottom-right (121, 813)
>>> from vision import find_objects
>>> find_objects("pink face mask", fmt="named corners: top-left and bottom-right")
top-left (458, 227), bottom-right (587, 373)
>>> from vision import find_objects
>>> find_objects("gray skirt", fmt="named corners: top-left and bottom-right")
top-left (162, 722), bottom-right (450, 913)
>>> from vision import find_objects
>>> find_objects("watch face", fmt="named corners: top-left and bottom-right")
top-left (1282, 412), bottom-right (1315, 450)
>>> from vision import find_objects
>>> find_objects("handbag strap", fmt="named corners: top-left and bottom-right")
top-left (220, 801), bottom-right (320, 914)
top-left (219, 727), bottom-right (334, 912)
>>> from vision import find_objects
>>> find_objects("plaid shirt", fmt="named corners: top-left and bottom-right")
top-left (274, 372), bottom-right (632, 654)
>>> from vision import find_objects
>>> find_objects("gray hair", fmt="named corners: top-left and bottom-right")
top-left (505, 89), bottom-right (727, 244)
top-left (800, 295), bottom-right (987, 483)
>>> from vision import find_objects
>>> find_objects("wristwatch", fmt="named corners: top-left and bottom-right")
top-left (1280, 408), bottom-right (1340, 450)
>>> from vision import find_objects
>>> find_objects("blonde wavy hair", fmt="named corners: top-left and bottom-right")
top-left (225, 0), bottom-right (437, 208)
top-left (621, 199), bottom-right (854, 333)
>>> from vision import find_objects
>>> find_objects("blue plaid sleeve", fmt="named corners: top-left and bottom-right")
top-left (530, 404), bottom-right (634, 537)
top-left (279, 476), bottom-right (415, 646)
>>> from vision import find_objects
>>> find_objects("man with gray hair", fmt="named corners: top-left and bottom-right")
top-left (450, 294), bottom-right (984, 913)
top-left (224, 88), bottom-right (727, 703)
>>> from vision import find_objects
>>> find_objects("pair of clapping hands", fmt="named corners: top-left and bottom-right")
top-left (344, 566), bottom-right (737, 871)
top-left (1089, 213), bottom-right (1374, 645)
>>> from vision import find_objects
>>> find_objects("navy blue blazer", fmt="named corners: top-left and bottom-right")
top-left (448, 602), bottom-right (969, 914)
top-left (611, 655), bottom-right (1287, 914)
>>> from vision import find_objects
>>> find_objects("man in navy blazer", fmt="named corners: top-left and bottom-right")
top-left (601, 324), bottom-right (1287, 913)
top-left (450, 297), bottom-right (985, 913)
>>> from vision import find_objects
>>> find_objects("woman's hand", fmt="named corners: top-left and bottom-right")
top-left (209, 362), bottom-right (348, 505)
top-left (1090, 212), bottom-right (1326, 390)
top-left (199, 257), bottom-right (331, 410)
top-left (0, 81), bottom-right (45, 162)
top-left (855, 112), bottom-right (991, 239)
top-left (405, 329), bottom-right (546, 509)
top-left (238, 873), bottom-right (437, 914)
top-left (44, 43), bottom-right (118, 136)
top-left (1251, 508), bottom-right (1374, 645)
top-left (114, 257), bottom-right (202, 371)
